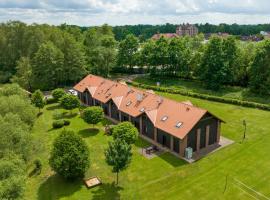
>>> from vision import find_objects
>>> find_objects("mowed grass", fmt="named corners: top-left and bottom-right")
top-left (25, 92), bottom-right (270, 200)
top-left (134, 75), bottom-right (270, 105)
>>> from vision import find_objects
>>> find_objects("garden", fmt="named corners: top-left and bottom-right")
top-left (24, 88), bottom-right (270, 200)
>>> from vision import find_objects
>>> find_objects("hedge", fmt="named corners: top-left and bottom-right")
top-left (52, 119), bottom-right (71, 129)
top-left (129, 82), bottom-right (270, 111)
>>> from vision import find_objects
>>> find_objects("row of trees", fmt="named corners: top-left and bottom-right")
top-left (0, 21), bottom-right (116, 90)
top-left (0, 84), bottom-right (38, 199)
top-left (117, 33), bottom-right (270, 94)
top-left (113, 23), bottom-right (270, 41)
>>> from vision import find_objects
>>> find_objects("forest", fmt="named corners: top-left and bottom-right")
top-left (0, 21), bottom-right (270, 94)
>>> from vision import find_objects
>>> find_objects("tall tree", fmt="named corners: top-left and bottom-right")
top-left (151, 37), bottom-right (169, 75)
top-left (61, 32), bottom-right (87, 85)
top-left (11, 57), bottom-right (33, 91)
top-left (32, 41), bottom-right (64, 90)
top-left (199, 36), bottom-right (226, 90)
top-left (168, 37), bottom-right (191, 77)
top-left (117, 34), bottom-right (139, 71)
top-left (249, 40), bottom-right (270, 95)
top-left (105, 139), bottom-right (132, 185)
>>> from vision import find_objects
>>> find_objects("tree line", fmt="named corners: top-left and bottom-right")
top-left (117, 34), bottom-right (270, 94)
top-left (113, 23), bottom-right (270, 41)
top-left (1, 21), bottom-right (270, 95)
top-left (0, 21), bottom-right (116, 90)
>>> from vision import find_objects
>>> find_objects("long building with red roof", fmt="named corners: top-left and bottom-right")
top-left (74, 74), bottom-right (223, 159)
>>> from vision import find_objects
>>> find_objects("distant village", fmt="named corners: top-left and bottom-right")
top-left (152, 23), bottom-right (270, 42)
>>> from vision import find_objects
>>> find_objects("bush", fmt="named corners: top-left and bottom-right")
top-left (49, 130), bottom-right (90, 180)
top-left (63, 119), bottom-right (70, 126)
top-left (46, 97), bottom-right (57, 104)
top-left (52, 88), bottom-right (66, 101)
top-left (60, 94), bottom-right (80, 111)
top-left (34, 158), bottom-right (42, 172)
top-left (82, 106), bottom-right (104, 126)
top-left (112, 122), bottom-right (138, 144)
top-left (130, 82), bottom-right (270, 111)
top-left (52, 120), bottom-right (65, 129)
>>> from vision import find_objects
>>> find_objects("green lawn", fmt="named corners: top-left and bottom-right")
top-left (26, 93), bottom-right (270, 199)
top-left (134, 75), bottom-right (270, 105)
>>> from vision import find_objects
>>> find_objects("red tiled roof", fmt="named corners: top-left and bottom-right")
top-left (74, 74), bottom-right (223, 139)
top-left (152, 33), bottom-right (179, 40)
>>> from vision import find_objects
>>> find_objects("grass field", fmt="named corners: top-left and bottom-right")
top-left (134, 75), bottom-right (270, 105)
top-left (25, 92), bottom-right (270, 200)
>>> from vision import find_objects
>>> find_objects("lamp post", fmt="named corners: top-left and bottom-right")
top-left (242, 120), bottom-right (247, 142)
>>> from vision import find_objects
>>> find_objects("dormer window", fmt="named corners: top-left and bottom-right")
top-left (140, 107), bottom-right (145, 112)
top-left (126, 101), bottom-right (132, 106)
top-left (161, 116), bottom-right (168, 121)
top-left (176, 122), bottom-right (183, 128)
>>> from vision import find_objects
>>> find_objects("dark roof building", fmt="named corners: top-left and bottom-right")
top-left (74, 74), bottom-right (223, 160)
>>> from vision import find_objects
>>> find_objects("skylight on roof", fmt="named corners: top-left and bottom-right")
top-left (126, 101), bottom-right (132, 106)
top-left (161, 116), bottom-right (168, 121)
top-left (140, 107), bottom-right (145, 112)
top-left (176, 122), bottom-right (183, 128)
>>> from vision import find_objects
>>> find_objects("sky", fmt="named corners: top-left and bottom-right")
top-left (0, 0), bottom-right (270, 26)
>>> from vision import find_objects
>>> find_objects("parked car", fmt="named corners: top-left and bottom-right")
top-left (68, 89), bottom-right (78, 96)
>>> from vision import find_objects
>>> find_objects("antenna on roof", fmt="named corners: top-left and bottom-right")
top-left (136, 93), bottom-right (143, 102)
top-left (157, 97), bottom-right (163, 108)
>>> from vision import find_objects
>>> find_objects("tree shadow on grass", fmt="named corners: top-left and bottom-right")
top-left (159, 153), bottom-right (186, 167)
top-left (37, 174), bottom-right (83, 200)
top-left (78, 128), bottom-right (99, 138)
top-left (91, 182), bottom-right (123, 200)
top-left (46, 104), bottom-right (61, 110)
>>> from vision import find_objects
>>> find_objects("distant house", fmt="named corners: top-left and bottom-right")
top-left (151, 33), bottom-right (179, 40)
top-left (74, 75), bottom-right (224, 160)
top-left (152, 23), bottom-right (198, 40)
top-left (176, 23), bottom-right (198, 37)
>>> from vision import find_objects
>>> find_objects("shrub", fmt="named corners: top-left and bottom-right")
top-left (112, 122), bottom-right (138, 144)
top-left (52, 88), bottom-right (66, 101)
top-left (52, 120), bottom-right (65, 129)
top-left (49, 130), bottom-right (90, 180)
top-left (60, 94), bottom-right (80, 111)
top-left (63, 119), bottom-right (70, 126)
top-left (34, 158), bottom-right (42, 172)
top-left (82, 106), bottom-right (104, 127)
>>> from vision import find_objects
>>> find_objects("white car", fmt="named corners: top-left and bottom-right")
top-left (68, 89), bottom-right (78, 96)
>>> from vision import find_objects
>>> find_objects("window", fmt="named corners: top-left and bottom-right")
top-left (161, 116), bottom-right (168, 121)
top-left (126, 101), bottom-right (132, 106)
top-left (140, 107), bottom-right (145, 112)
top-left (176, 122), bottom-right (183, 128)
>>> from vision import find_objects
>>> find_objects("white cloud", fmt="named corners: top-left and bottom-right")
top-left (0, 0), bottom-right (269, 25)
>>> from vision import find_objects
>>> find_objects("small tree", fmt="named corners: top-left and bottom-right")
top-left (112, 122), bottom-right (138, 145)
top-left (49, 130), bottom-right (89, 180)
top-left (52, 88), bottom-right (66, 101)
top-left (31, 90), bottom-right (45, 113)
top-left (105, 139), bottom-right (132, 185)
top-left (60, 94), bottom-right (80, 113)
top-left (82, 106), bottom-right (104, 127)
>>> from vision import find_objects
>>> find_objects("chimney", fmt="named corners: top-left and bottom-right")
top-left (136, 93), bottom-right (143, 102)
